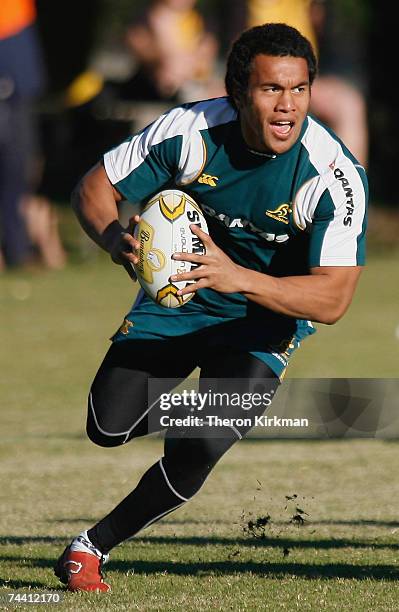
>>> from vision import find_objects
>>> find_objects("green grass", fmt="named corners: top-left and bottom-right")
top-left (1, 437), bottom-right (399, 610)
top-left (1, 245), bottom-right (399, 610)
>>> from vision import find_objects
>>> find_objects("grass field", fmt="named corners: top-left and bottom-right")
top-left (1, 241), bottom-right (399, 610)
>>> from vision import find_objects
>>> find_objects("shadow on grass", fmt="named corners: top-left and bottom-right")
top-left (161, 518), bottom-right (399, 528)
top-left (0, 559), bottom-right (398, 582)
top-left (0, 578), bottom-right (64, 590)
top-left (136, 535), bottom-right (399, 551)
top-left (1, 534), bottom-right (398, 551)
top-left (294, 519), bottom-right (399, 527)
top-left (1, 534), bottom-right (398, 582)
top-left (108, 559), bottom-right (399, 580)
top-left (0, 537), bottom-right (67, 546)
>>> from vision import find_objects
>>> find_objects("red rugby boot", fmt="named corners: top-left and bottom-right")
top-left (54, 531), bottom-right (111, 593)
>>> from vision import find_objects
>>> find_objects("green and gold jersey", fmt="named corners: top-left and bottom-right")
top-left (104, 97), bottom-right (368, 376)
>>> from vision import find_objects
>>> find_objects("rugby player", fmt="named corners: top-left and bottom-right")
top-left (54, 23), bottom-right (367, 592)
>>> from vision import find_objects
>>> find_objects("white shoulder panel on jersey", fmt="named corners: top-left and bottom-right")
top-left (292, 174), bottom-right (326, 230)
top-left (298, 117), bottom-right (366, 265)
top-left (104, 98), bottom-right (237, 186)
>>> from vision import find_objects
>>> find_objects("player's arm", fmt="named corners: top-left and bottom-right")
top-left (172, 227), bottom-right (362, 324)
top-left (73, 105), bottom-right (186, 266)
top-left (174, 162), bottom-right (367, 324)
top-left (71, 162), bottom-right (139, 267)
top-left (229, 263), bottom-right (362, 324)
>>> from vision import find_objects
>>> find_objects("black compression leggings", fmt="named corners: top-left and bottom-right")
top-left (86, 339), bottom-right (279, 553)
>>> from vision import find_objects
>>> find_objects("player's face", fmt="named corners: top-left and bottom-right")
top-left (236, 54), bottom-right (311, 155)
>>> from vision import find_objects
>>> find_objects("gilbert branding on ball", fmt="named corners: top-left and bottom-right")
top-left (133, 189), bottom-right (208, 308)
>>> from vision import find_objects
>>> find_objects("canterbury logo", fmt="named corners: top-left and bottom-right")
top-left (65, 560), bottom-right (83, 575)
top-left (265, 203), bottom-right (292, 224)
top-left (198, 173), bottom-right (219, 187)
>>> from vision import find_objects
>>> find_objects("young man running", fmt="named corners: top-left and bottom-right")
top-left (54, 23), bottom-right (367, 592)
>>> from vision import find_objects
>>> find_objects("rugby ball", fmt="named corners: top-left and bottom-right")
top-left (132, 189), bottom-right (208, 308)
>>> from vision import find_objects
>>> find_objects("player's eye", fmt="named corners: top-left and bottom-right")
top-left (261, 85), bottom-right (280, 92)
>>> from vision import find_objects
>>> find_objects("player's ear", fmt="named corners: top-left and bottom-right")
top-left (233, 93), bottom-right (243, 110)
top-left (233, 88), bottom-right (247, 111)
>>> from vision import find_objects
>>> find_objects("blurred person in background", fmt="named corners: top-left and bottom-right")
top-left (0, 0), bottom-right (43, 269)
top-left (221, 0), bottom-right (368, 167)
top-left (121, 0), bottom-right (221, 103)
top-left (0, 0), bottom-right (66, 270)
top-left (34, 0), bottom-right (119, 206)
top-left (222, 0), bottom-right (318, 52)
top-left (310, 0), bottom-right (368, 168)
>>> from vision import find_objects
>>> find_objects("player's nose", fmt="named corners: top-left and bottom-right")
top-left (275, 89), bottom-right (295, 112)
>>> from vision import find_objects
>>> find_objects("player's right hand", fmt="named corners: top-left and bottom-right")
top-left (110, 215), bottom-right (141, 280)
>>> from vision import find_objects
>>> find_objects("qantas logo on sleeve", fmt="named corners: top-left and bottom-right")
top-left (333, 167), bottom-right (355, 226)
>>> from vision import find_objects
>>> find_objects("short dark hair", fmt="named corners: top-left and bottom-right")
top-left (225, 23), bottom-right (317, 107)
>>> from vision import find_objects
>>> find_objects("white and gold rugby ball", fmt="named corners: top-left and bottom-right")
top-left (133, 189), bottom-right (208, 308)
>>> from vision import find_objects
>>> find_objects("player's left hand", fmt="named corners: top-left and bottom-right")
top-left (170, 225), bottom-right (246, 295)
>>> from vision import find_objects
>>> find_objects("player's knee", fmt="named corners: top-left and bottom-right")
top-left (86, 420), bottom-right (125, 447)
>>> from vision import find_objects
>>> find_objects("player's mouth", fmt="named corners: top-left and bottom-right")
top-left (269, 121), bottom-right (295, 139)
